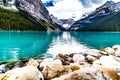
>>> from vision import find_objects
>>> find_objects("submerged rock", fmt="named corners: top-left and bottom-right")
top-left (0, 64), bottom-right (10, 74)
top-left (0, 66), bottom-right (44, 80)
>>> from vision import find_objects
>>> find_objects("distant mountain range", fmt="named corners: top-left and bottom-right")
top-left (2, 0), bottom-right (120, 31)
top-left (69, 1), bottom-right (120, 31)
top-left (0, 0), bottom-right (57, 31)
top-left (50, 14), bottom-right (75, 30)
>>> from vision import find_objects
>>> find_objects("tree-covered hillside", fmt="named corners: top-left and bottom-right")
top-left (86, 11), bottom-right (120, 31)
top-left (0, 8), bottom-right (56, 31)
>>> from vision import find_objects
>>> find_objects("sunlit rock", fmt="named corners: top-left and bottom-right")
top-left (102, 47), bottom-right (115, 55)
top-left (42, 64), bottom-right (69, 79)
top-left (93, 55), bottom-right (120, 73)
top-left (69, 65), bottom-right (80, 72)
top-left (83, 49), bottom-right (105, 64)
top-left (55, 53), bottom-right (73, 65)
top-left (112, 45), bottom-right (120, 56)
top-left (27, 58), bottom-right (39, 67)
top-left (0, 66), bottom-right (44, 80)
top-left (83, 49), bottom-right (103, 57)
top-left (42, 62), bottom-right (80, 80)
top-left (86, 55), bottom-right (98, 64)
top-left (52, 67), bottom-right (120, 80)
top-left (39, 58), bottom-right (62, 69)
top-left (73, 53), bottom-right (86, 64)
top-left (40, 57), bottom-right (80, 79)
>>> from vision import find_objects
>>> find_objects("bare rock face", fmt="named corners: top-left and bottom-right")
top-left (16, 0), bottom-right (52, 22)
top-left (0, 66), bottom-right (44, 80)
top-left (0, 0), bottom-right (52, 22)
top-left (52, 67), bottom-right (120, 80)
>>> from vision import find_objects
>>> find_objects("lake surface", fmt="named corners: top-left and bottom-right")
top-left (0, 31), bottom-right (120, 62)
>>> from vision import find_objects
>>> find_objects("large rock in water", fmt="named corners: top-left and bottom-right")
top-left (0, 66), bottom-right (44, 80)
top-left (0, 64), bottom-right (10, 74)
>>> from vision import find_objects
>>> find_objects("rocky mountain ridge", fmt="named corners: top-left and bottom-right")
top-left (0, 0), bottom-right (57, 31)
top-left (70, 1), bottom-right (120, 31)
top-left (50, 14), bottom-right (75, 30)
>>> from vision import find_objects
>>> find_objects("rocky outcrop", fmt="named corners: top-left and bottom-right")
top-left (52, 67), bottom-right (120, 80)
top-left (1, 45), bottom-right (120, 80)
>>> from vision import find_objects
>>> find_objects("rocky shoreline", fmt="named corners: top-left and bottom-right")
top-left (1, 45), bottom-right (120, 80)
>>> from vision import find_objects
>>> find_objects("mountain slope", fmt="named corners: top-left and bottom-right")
top-left (70, 1), bottom-right (120, 31)
top-left (83, 11), bottom-right (120, 31)
top-left (50, 14), bottom-right (75, 31)
top-left (0, 7), bottom-right (57, 31)
top-left (0, 0), bottom-right (57, 31)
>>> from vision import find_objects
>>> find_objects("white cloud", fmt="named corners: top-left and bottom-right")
top-left (47, 0), bottom-right (84, 20)
top-left (113, 0), bottom-right (120, 2)
top-left (41, 0), bottom-right (120, 20)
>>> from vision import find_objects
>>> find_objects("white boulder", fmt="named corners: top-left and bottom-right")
top-left (0, 66), bottom-right (44, 80)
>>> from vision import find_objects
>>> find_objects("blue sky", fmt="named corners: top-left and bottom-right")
top-left (41, 0), bottom-right (120, 20)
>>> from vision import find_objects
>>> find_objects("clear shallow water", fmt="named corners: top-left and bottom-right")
top-left (0, 31), bottom-right (120, 62)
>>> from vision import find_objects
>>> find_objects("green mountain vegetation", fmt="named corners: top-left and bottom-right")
top-left (0, 8), bottom-right (56, 31)
top-left (85, 11), bottom-right (120, 31)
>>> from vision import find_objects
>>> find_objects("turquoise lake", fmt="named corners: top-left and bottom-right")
top-left (0, 31), bottom-right (120, 62)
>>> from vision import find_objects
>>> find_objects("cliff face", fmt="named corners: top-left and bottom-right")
top-left (16, 0), bottom-right (52, 23)
top-left (0, 0), bottom-right (57, 31)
